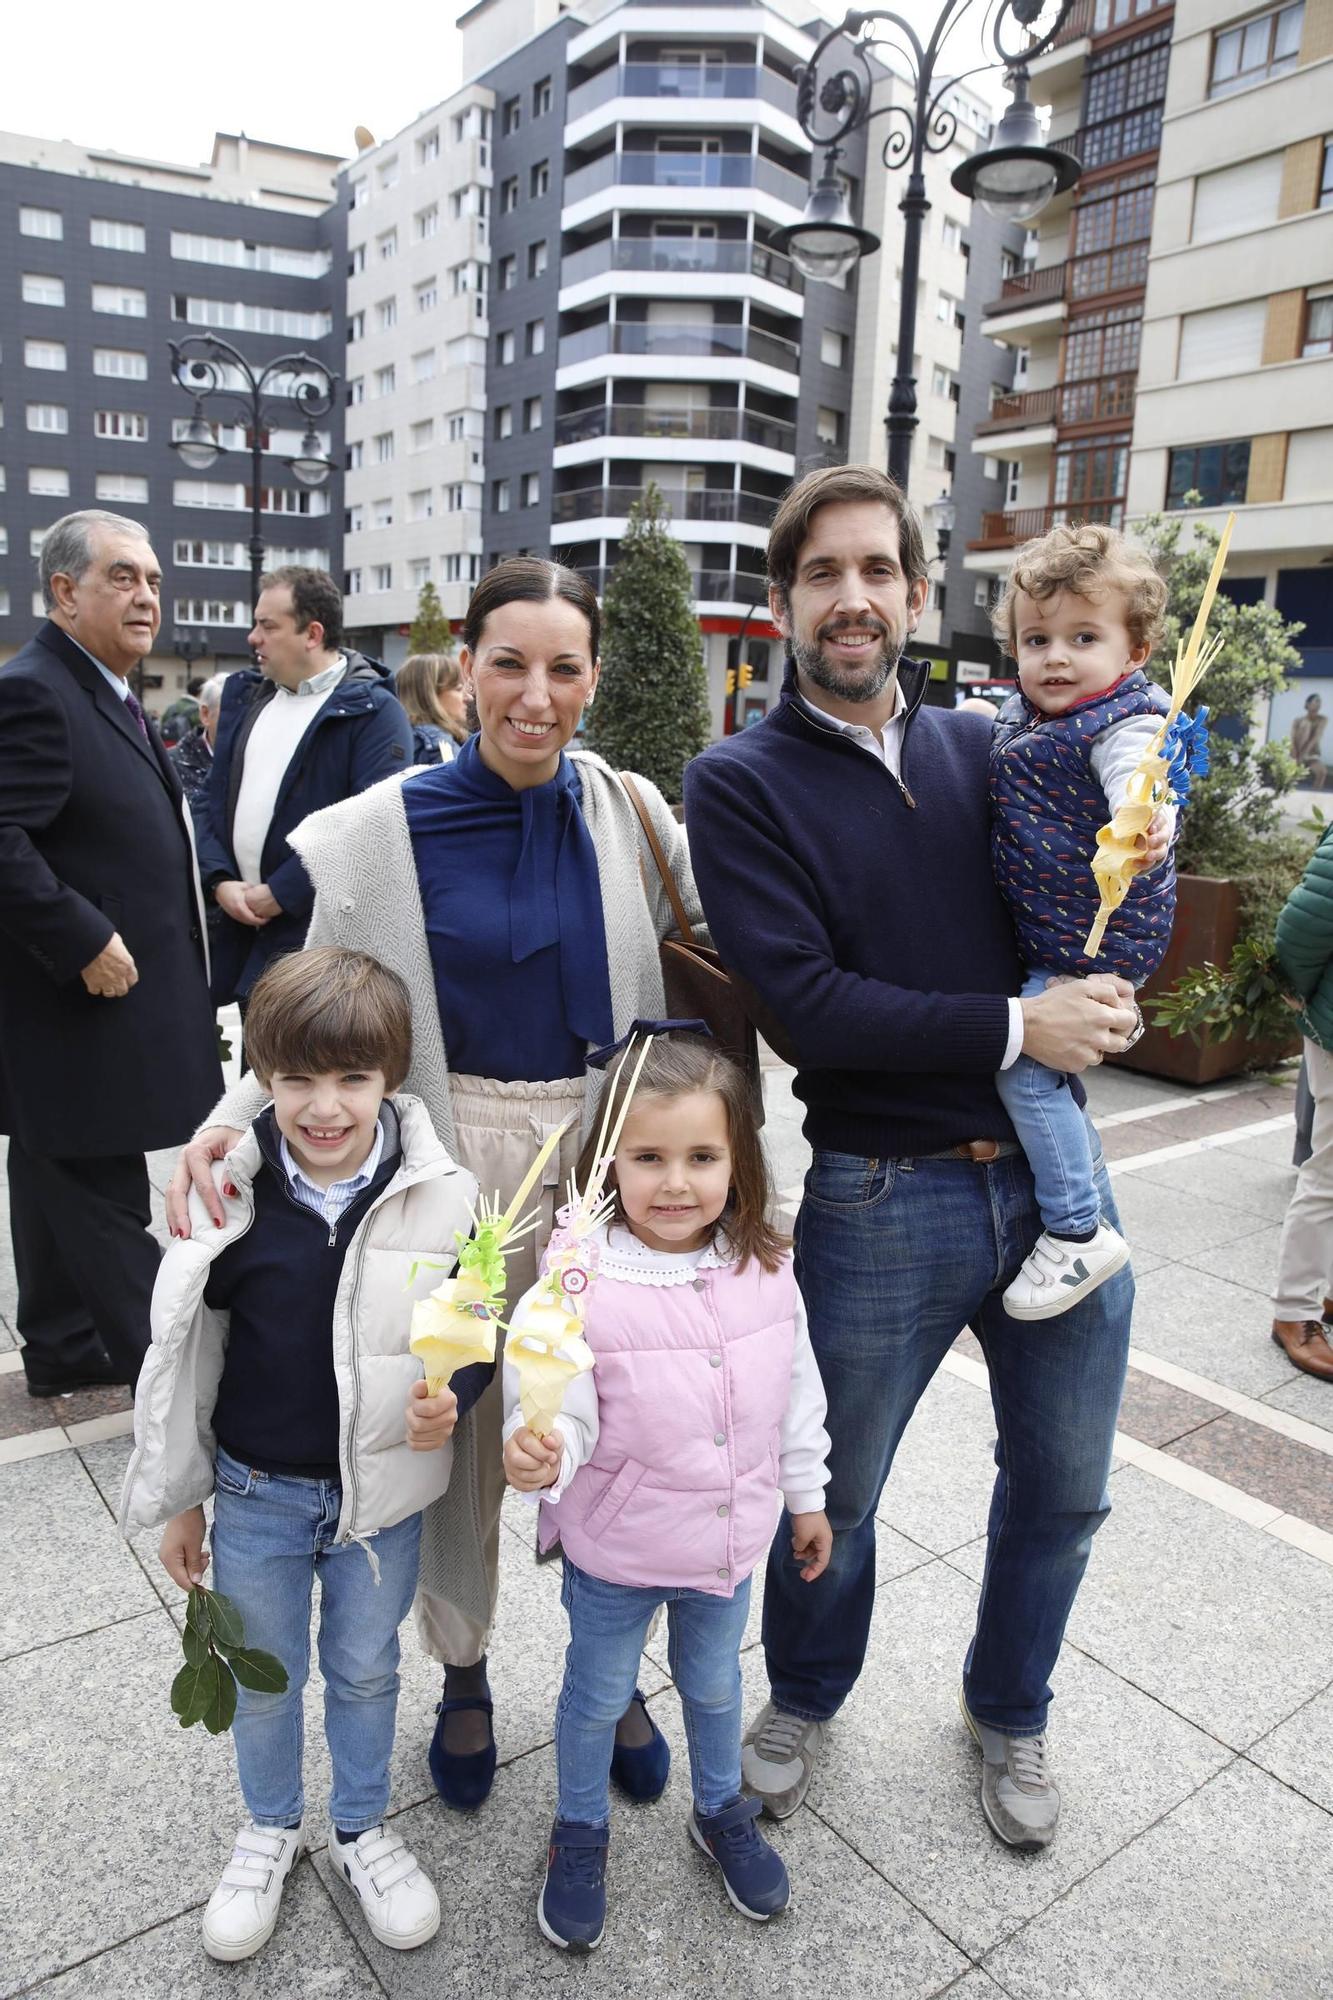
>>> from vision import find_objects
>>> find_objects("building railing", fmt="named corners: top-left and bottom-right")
top-left (1030, 0), bottom-right (1095, 48)
top-left (563, 151), bottom-right (809, 210)
top-left (974, 499), bottom-right (1126, 544)
top-left (552, 484), bottom-right (777, 525)
top-left (576, 564), bottom-right (770, 603)
top-left (560, 235), bottom-right (803, 294)
top-left (566, 63), bottom-right (797, 121)
top-left (984, 261), bottom-right (1068, 316)
top-left (977, 373), bottom-right (1136, 432)
top-left (557, 319), bottom-right (800, 373)
top-left (554, 402), bottom-right (797, 452)
top-left (977, 387), bottom-right (1060, 430)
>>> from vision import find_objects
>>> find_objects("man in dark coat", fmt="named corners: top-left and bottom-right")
top-left (194, 566), bottom-right (413, 1009)
top-left (0, 511), bottom-right (223, 1396)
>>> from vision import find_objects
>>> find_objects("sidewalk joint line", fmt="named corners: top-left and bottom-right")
top-left (1109, 1113), bottom-right (1294, 1174)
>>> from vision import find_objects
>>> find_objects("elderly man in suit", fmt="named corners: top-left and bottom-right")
top-left (0, 511), bottom-right (222, 1396)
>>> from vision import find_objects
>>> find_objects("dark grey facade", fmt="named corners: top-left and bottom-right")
top-left (0, 162), bottom-right (343, 696)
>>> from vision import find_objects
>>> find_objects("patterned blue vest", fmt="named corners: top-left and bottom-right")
top-left (990, 671), bottom-right (1175, 982)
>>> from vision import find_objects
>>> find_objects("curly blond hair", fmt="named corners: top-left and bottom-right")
top-left (992, 522), bottom-right (1166, 661)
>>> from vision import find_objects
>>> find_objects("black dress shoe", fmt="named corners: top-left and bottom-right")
top-left (25, 1358), bottom-right (126, 1399)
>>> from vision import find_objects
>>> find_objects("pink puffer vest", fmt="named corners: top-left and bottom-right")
top-left (539, 1253), bottom-right (798, 1597)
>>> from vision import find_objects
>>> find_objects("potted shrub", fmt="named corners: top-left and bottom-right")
top-left (1110, 509), bottom-right (1309, 1084)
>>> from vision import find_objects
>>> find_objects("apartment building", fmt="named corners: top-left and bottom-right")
top-left (0, 131), bottom-right (343, 701)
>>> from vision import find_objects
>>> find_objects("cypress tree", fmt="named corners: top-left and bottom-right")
top-left (408, 579), bottom-right (454, 656)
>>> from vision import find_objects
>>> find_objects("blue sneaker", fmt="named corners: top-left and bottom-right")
top-left (537, 1818), bottom-right (609, 1952)
top-left (609, 1688), bottom-right (671, 1802)
top-left (689, 1795), bottom-right (790, 1920)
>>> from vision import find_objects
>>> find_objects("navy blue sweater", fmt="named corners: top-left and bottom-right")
top-left (684, 661), bottom-right (1025, 1158)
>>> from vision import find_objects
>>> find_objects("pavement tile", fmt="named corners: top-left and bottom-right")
top-left (1127, 1263), bottom-right (1297, 1398)
top-left (78, 1432), bottom-right (183, 1615)
top-left (1106, 1174), bottom-right (1271, 1259)
top-left (1085, 1070), bottom-right (1184, 1115)
top-left (1245, 1685), bottom-right (1333, 1815)
top-left (29, 1860), bottom-right (382, 1998)
top-left (0, 1367), bottom-right (68, 1440)
top-left (315, 1723), bottom-right (968, 2000)
top-left (795, 1561), bottom-right (1229, 1961)
top-left (0, 1448), bottom-right (159, 1661)
top-left (1224, 1121), bottom-right (1304, 1167)
top-left (940, 1977), bottom-right (1012, 1999)
top-left (1113, 1367), bottom-right (1216, 1448)
top-left (1182, 1221), bottom-right (1282, 1298)
top-left (0, 1316), bottom-right (15, 1354)
top-left (874, 1369), bottom-right (1000, 1556)
top-left (1163, 1411), bottom-right (1333, 1533)
top-left (1262, 1372), bottom-right (1333, 1435)
top-left (1054, 1468), bottom-right (1333, 1750)
top-left (1122, 1148), bottom-right (1297, 1224)
top-left (983, 1760), bottom-right (1332, 2000)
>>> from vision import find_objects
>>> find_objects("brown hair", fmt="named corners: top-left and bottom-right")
top-left (258, 565), bottom-right (344, 652)
top-left (396, 653), bottom-right (468, 743)
top-left (992, 522), bottom-right (1167, 659)
top-left (575, 1035), bottom-right (787, 1274)
top-left (243, 948), bottom-right (413, 1093)
top-left (766, 464), bottom-right (929, 609)
top-left (464, 556), bottom-right (600, 661)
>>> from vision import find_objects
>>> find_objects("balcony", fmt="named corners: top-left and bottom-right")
top-left (558, 319), bottom-right (801, 375)
top-left (554, 402), bottom-right (796, 454)
top-left (563, 151), bottom-right (809, 212)
top-left (567, 63), bottom-right (797, 123)
top-left (1069, 240), bottom-right (1149, 300)
top-left (984, 261), bottom-right (1068, 318)
top-left (576, 565), bottom-right (770, 604)
top-left (560, 236), bottom-right (803, 296)
top-left (976, 374), bottom-right (1136, 434)
top-left (552, 484), bottom-right (777, 527)
top-left (972, 499), bottom-right (1126, 547)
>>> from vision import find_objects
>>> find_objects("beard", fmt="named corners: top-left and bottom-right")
top-left (792, 618), bottom-right (905, 706)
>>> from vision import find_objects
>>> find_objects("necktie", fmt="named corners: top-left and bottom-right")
top-left (122, 687), bottom-right (151, 743)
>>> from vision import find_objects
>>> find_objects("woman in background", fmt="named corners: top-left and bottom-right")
top-left (398, 653), bottom-right (470, 763)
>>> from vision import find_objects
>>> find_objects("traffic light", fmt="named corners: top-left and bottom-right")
top-left (739, 661), bottom-right (753, 688)
top-left (725, 668), bottom-right (737, 695)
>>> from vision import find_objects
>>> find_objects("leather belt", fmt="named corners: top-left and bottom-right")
top-left (917, 1138), bottom-right (1021, 1162)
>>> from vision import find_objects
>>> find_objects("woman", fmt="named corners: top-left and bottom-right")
top-left (396, 652), bottom-right (470, 764)
top-left (166, 558), bottom-right (703, 1809)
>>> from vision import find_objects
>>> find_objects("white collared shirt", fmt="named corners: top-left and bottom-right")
top-left (279, 1116), bottom-right (385, 1229)
top-left (61, 631), bottom-right (131, 704)
top-left (232, 655), bottom-right (346, 884)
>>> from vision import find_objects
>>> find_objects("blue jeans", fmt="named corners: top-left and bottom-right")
top-left (994, 971), bottom-right (1100, 1238)
top-left (210, 1448), bottom-right (422, 1831)
top-left (556, 1558), bottom-right (752, 1825)
top-left (764, 1138), bottom-right (1131, 1736)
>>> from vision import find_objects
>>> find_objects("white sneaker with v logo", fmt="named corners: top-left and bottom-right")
top-left (201, 1821), bottom-right (306, 1961)
top-left (1003, 1222), bottom-right (1129, 1321)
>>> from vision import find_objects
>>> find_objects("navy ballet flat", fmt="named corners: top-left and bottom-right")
top-left (609, 1688), bottom-right (671, 1802)
top-left (429, 1696), bottom-right (497, 1811)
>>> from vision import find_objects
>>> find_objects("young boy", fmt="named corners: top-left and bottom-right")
top-left (989, 523), bottom-right (1174, 1320)
top-left (120, 948), bottom-right (480, 1963)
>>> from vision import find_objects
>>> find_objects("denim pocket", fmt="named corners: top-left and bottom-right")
top-left (804, 1152), bottom-right (897, 1210)
top-left (213, 1453), bottom-right (257, 1498)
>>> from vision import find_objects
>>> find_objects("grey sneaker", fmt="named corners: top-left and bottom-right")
top-left (959, 1689), bottom-right (1060, 1851)
top-left (740, 1701), bottom-right (825, 1820)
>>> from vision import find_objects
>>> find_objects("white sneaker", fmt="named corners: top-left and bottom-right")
top-left (201, 1822), bottom-right (306, 1962)
top-left (333, 1824), bottom-right (440, 1950)
top-left (1003, 1222), bottom-right (1130, 1321)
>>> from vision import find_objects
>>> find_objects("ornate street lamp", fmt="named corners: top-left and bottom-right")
top-left (772, 1), bottom-right (1081, 486)
top-left (928, 487), bottom-right (957, 560)
top-left (168, 334), bottom-right (339, 613)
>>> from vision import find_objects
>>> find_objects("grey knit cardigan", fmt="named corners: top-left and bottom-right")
top-left (204, 748), bottom-right (706, 1633)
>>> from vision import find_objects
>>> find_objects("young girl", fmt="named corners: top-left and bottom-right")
top-left (503, 1032), bottom-right (831, 1953)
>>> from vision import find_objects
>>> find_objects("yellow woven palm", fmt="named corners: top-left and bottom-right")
top-left (1083, 512), bottom-right (1235, 959)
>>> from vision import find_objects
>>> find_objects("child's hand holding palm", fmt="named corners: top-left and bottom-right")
top-left (504, 1426), bottom-right (564, 1491)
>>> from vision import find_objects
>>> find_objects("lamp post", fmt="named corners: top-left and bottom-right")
top-left (772, 1), bottom-right (1081, 488)
top-left (168, 333), bottom-right (338, 616)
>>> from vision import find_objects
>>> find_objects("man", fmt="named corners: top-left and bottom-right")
top-left (0, 512), bottom-right (223, 1395)
top-left (196, 567), bottom-right (413, 1008)
top-left (684, 465), bottom-right (1139, 1851)
top-left (1290, 693), bottom-right (1327, 791)
top-left (169, 672), bottom-right (227, 819)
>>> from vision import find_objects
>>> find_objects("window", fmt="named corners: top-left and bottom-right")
top-left (820, 328), bottom-right (846, 368)
top-left (411, 419), bottom-right (435, 451)
top-left (444, 553), bottom-right (480, 584)
top-left (502, 96), bottom-right (521, 135)
top-left (417, 128), bottom-right (440, 165)
top-left (378, 157), bottom-right (400, 190)
top-left (349, 243), bottom-right (366, 275)
top-left (816, 406), bottom-right (845, 447)
top-left (172, 541), bottom-right (249, 569)
top-left (413, 349), bottom-right (437, 383)
top-left (345, 568), bottom-right (363, 594)
top-left (350, 178), bottom-right (369, 208)
top-left (377, 228), bottom-right (398, 261)
top-left (1166, 439), bottom-right (1251, 509)
top-left (528, 240), bottom-right (548, 279)
top-left (526, 319), bottom-right (545, 356)
top-left (0, 592), bottom-right (9, 616)
top-left (533, 76), bottom-right (552, 117)
top-left (346, 441), bottom-right (364, 470)
top-left (931, 364), bottom-right (955, 398)
top-left (1177, 299), bottom-right (1267, 380)
top-left (95, 409), bottom-right (147, 440)
top-left (345, 504), bottom-right (364, 534)
top-left (22, 273), bottom-right (65, 307)
top-left (494, 478), bottom-right (511, 513)
top-left (94, 347), bottom-right (147, 378)
top-left (1321, 139), bottom-right (1333, 210)
top-left (1054, 435), bottom-right (1128, 522)
top-left (348, 310), bottom-right (365, 342)
top-left (416, 278), bottom-right (438, 314)
top-left (172, 295), bottom-right (332, 339)
top-left (1210, 3), bottom-right (1304, 95)
top-left (1303, 291), bottom-right (1333, 356)
top-left (498, 255), bottom-right (516, 291)
top-left (175, 598), bottom-right (249, 626)
top-left (450, 262), bottom-right (474, 296)
top-left (371, 564), bottom-right (393, 591)
top-left (373, 364), bottom-right (397, 397)
top-left (376, 297), bottom-right (397, 331)
top-left (92, 283), bottom-right (146, 315)
top-left (1081, 25), bottom-right (1170, 168)
top-left (522, 472), bottom-right (540, 507)
top-left (416, 205), bottom-right (439, 241)
top-left (409, 558), bottom-right (432, 589)
top-left (173, 478), bottom-right (244, 508)
top-left (524, 395), bottom-right (542, 432)
top-left (95, 472), bottom-right (148, 503)
top-left (373, 497), bottom-right (394, 528)
top-left (494, 404), bottom-right (514, 439)
top-left (530, 160), bottom-right (550, 199)
top-left (29, 466), bottom-right (70, 495)
top-left (941, 217), bottom-right (963, 253)
top-left (348, 376), bottom-right (365, 405)
top-left (446, 483), bottom-right (464, 511)
top-left (1064, 303), bottom-right (1141, 383)
top-left (373, 431), bottom-right (395, 463)
top-left (409, 488), bottom-right (434, 521)
top-left (20, 206), bottom-right (61, 239)
top-left (501, 177), bottom-right (519, 214)
top-left (25, 340), bottom-right (66, 370)
top-left (498, 329), bottom-right (515, 365)
top-left (91, 218), bottom-right (146, 252)
top-left (26, 402), bottom-right (68, 433)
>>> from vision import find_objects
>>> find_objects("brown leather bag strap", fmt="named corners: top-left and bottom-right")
top-left (619, 771), bottom-right (696, 946)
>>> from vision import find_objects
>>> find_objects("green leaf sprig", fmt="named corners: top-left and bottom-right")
top-left (171, 1585), bottom-right (289, 1734)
